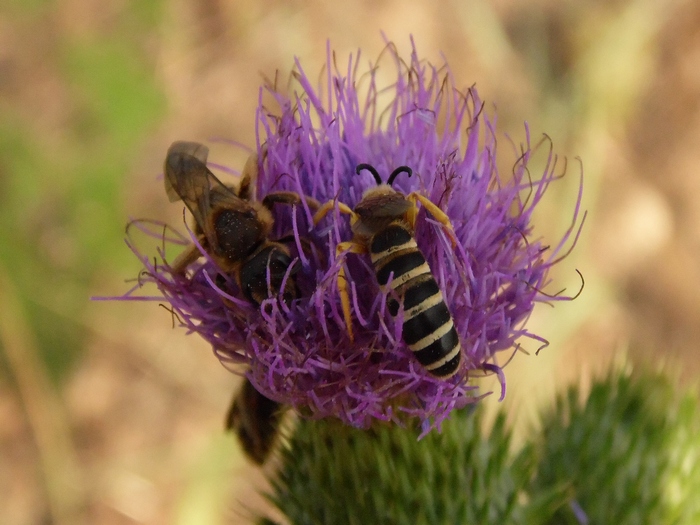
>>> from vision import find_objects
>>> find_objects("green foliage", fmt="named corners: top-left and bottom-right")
top-left (0, 12), bottom-right (166, 379)
top-left (1, 0), bottom-right (52, 14)
top-left (62, 39), bottom-right (164, 149)
top-left (264, 369), bottom-right (700, 524)
top-left (265, 408), bottom-right (534, 525)
top-left (665, 392), bottom-right (700, 523)
top-left (530, 370), bottom-right (700, 524)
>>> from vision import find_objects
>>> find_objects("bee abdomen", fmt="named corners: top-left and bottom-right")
top-left (370, 224), bottom-right (461, 378)
top-left (404, 303), bottom-right (461, 377)
top-left (371, 224), bottom-right (427, 288)
top-left (375, 250), bottom-right (428, 288)
top-left (240, 245), bottom-right (298, 306)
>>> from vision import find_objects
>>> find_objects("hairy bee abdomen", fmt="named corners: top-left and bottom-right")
top-left (370, 223), bottom-right (461, 378)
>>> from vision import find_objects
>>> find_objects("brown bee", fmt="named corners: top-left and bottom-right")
top-left (164, 141), bottom-right (318, 304)
top-left (164, 140), bottom-right (317, 463)
top-left (224, 378), bottom-right (284, 465)
top-left (313, 163), bottom-right (461, 378)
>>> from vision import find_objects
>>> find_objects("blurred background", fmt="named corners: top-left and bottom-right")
top-left (1, 0), bottom-right (698, 523)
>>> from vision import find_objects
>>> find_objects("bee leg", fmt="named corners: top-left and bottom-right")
top-left (239, 143), bottom-right (270, 201)
top-left (171, 237), bottom-right (207, 274)
top-left (407, 192), bottom-right (458, 246)
top-left (312, 201), bottom-right (362, 339)
top-left (237, 152), bottom-right (258, 202)
top-left (312, 200), bottom-right (356, 226)
top-left (335, 241), bottom-right (367, 341)
top-left (261, 191), bottom-right (321, 212)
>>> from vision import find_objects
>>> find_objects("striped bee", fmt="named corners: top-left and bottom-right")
top-left (164, 140), bottom-right (318, 463)
top-left (313, 163), bottom-right (461, 378)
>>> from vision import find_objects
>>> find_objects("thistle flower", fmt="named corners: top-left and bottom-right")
top-left (121, 39), bottom-right (583, 432)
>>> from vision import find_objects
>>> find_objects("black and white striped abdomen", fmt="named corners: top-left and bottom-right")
top-left (369, 223), bottom-right (461, 378)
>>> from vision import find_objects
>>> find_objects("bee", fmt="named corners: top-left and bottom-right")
top-left (164, 140), bottom-right (318, 304)
top-left (224, 378), bottom-right (284, 465)
top-left (164, 140), bottom-right (318, 463)
top-left (313, 163), bottom-right (461, 378)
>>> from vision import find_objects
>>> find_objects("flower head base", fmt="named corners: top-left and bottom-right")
top-left (122, 40), bottom-right (583, 432)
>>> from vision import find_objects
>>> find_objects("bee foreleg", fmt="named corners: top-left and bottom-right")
top-left (262, 191), bottom-right (321, 212)
top-left (407, 192), bottom-right (458, 246)
top-left (313, 200), bottom-right (355, 226)
top-left (238, 152), bottom-right (259, 202)
top-left (335, 241), bottom-right (366, 341)
top-left (239, 144), bottom-right (269, 201)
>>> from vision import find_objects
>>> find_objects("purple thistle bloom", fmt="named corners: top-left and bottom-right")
top-left (118, 39), bottom-right (584, 432)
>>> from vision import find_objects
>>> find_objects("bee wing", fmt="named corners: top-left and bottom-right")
top-left (164, 141), bottom-right (210, 203)
top-left (164, 141), bottom-right (251, 240)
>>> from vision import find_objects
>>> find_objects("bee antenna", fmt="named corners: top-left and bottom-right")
top-left (387, 166), bottom-right (412, 186)
top-left (356, 163), bottom-right (382, 185)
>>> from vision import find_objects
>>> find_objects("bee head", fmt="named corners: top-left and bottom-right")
top-left (353, 163), bottom-right (415, 236)
top-left (356, 163), bottom-right (413, 201)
